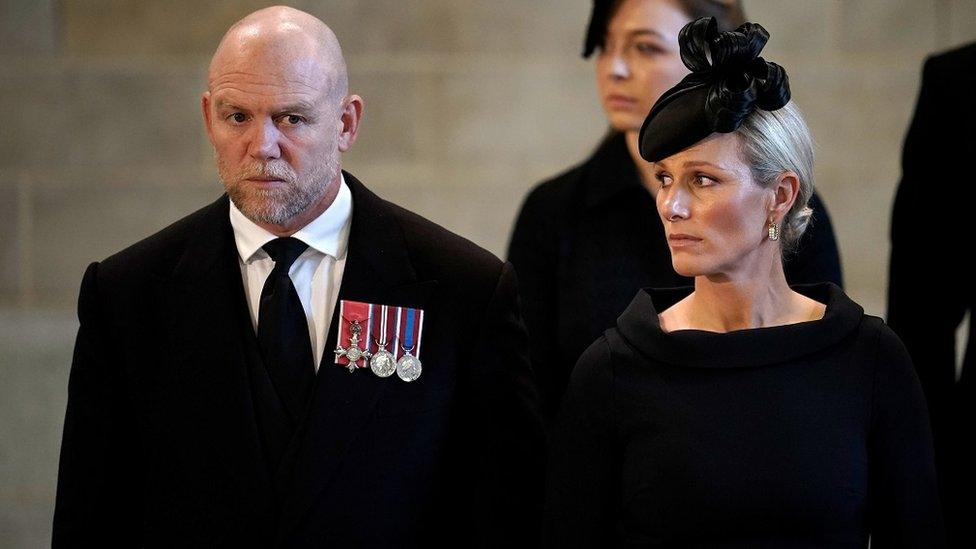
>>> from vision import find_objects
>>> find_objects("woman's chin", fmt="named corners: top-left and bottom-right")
top-left (672, 259), bottom-right (711, 279)
top-left (603, 112), bottom-right (642, 134)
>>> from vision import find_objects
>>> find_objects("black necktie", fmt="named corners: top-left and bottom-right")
top-left (258, 237), bottom-right (315, 421)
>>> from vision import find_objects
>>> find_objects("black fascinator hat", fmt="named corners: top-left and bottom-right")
top-left (638, 17), bottom-right (790, 162)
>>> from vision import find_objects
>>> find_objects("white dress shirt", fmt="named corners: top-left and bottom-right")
top-left (229, 176), bottom-right (352, 371)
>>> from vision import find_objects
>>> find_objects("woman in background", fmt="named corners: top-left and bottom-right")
top-left (508, 0), bottom-right (843, 423)
top-left (545, 17), bottom-right (942, 547)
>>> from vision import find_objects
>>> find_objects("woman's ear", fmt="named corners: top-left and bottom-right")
top-left (769, 171), bottom-right (800, 223)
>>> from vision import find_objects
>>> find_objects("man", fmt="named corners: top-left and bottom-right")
top-left (53, 6), bottom-right (543, 547)
top-left (888, 41), bottom-right (975, 548)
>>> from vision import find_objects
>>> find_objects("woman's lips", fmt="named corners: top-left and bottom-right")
top-left (605, 94), bottom-right (638, 110)
top-left (668, 234), bottom-right (702, 248)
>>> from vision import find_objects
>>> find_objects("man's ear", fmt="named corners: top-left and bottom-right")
top-left (337, 94), bottom-right (364, 153)
top-left (201, 91), bottom-right (215, 145)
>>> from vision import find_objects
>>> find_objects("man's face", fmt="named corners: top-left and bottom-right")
top-left (204, 48), bottom-right (342, 226)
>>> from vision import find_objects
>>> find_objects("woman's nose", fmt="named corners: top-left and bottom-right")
top-left (661, 186), bottom-right (690, 221)
top-left (609, 54), bottom-right (630, 80)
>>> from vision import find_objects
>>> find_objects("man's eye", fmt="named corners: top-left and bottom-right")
top-left (283, 115), bottom-right (304, 125)
top-left (229, 113), bottom-right (247, 123)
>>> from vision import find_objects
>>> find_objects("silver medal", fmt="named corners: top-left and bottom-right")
top-left (335, 319), bottom-right (371, 372)
top-left (370, 349), bottom-right (397, 378)
top-left (396, 349), bottom-right (422, 382)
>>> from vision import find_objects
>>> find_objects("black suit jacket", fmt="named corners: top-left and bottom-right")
top-left (508, 132), bottom-right (843, 422)
top-left (887, 42), bottom-right (975, 544)
top-left (53, 173), bottom-right (544, 548)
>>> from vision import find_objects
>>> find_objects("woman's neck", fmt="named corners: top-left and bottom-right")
top-left (624, 130), bottom-right (661, 196)
top-left (687, 273), bottom-right (794, 332)
top-left (660, 251), bottom-right (824, 333)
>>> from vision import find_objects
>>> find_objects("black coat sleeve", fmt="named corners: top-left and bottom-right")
top-left (53, 262), bottom-right (143, 547)
top-left (507, 184), bottom-right (564, 425)
top-left (544, 337), bottom-right (618, 548)
top-left (867, 327), bottom-right (945, 547)
top-left (466, 261), bottom-right (546, 548)
top-left (784, 190), bottom-right (844, 287)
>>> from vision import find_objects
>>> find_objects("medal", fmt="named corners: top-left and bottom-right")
top-left (335, 299), bottom-right (425, 380)
top-left (396, 307), bottom-right (423, 382)
top-left (369, 304), bottom-right (396, 378)
top-left (335, 318), bottom-right (371, 372)
top-left (396, 347), bottom-right (422, 382)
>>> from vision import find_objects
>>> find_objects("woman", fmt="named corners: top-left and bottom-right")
top-left (545, 18), bottom-right (943, 548)
top-left (508, 0), bottom-right (843, 423)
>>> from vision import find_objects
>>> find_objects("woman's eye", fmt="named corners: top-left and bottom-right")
top-left (694, 175), bottom-right (716, 187)
top-left (655, 173), bottom-right (673, 187)
top-left (635, 42), bottom-right (664, 55)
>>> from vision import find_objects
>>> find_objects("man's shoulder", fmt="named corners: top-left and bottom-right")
top-left (379, 195), bottom-right (503, 284)
top-left (96, 195), bottom-right (226, 281)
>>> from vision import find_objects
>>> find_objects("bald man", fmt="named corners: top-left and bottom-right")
top-left (53, 7), bottom-right (543, 547)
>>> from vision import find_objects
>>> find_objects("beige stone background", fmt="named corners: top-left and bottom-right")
top-left (1, 0), bottom-right (974, 545)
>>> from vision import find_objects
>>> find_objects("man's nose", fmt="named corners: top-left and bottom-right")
top-left (248, 118), bottom-right (282, 160)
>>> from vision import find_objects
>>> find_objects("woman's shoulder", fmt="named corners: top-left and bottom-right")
top-left (522, 161), bottom-right (589, 209)
top-left (865, 315), bottom-right (914, 366)
top-left (520, 133), bottom-right (627, 209)
top-left (571, 334), bottom-right (614, 384)
top-left (840, 311), bottom-right (916, 384)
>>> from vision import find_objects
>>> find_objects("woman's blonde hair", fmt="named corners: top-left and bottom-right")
top-left (735, 101), bottom-right (815, 253)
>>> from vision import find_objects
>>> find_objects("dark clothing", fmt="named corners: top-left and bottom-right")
top-left (546, 283), bottom-right (944, 548)
top-left (508, 132), bottom-right (843, 422)
top-left (888, 42), bottom-right (976, 546)
top-left (53, 173), bottom-right (544, 548)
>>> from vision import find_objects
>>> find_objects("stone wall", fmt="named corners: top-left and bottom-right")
top-left (1, 1), bottom-right (974, 545)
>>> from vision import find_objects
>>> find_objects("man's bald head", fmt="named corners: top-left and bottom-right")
top-left (208, 6), bottom-right (347, 101)
top-left (202, 5), bottom-right (364, 235)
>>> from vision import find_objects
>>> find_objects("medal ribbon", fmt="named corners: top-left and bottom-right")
top-left (403, 308), bottom-right (416, 350)
top-left (369, 303), bottom-right (395, 354)
top-left (397, 307), bottom-right (424, 360)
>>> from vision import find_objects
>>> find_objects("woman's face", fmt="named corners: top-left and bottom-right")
top-left (595, 0), bottom-right (691, 133)
top-left (654, 133), bottom-right (776, 279)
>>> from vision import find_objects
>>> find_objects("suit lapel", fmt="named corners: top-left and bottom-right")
top-left (276, 173), bottom-right (438, 539)
top-left (156, 196), bottom-right (273, 511)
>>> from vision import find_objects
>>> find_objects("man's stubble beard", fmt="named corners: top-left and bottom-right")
top-left (219, 153), bottom-right (340, 226)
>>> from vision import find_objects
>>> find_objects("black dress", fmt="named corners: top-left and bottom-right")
top-left (508, 132), bottom-right (844, 422)
top-left (545, 283), bottom-right (943, 548)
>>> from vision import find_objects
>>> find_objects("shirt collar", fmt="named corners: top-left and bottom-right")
top-left (229, 173), bottom-right (353, 263)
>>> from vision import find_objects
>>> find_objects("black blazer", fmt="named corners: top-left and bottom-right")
top-left (53, 173), bottom-right (544, 548)
top-left (887, 42), bottom-right (976, 543)
top-left (508, 132), bottom-right (843, 422)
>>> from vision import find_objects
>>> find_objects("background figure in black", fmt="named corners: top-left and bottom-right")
top-left (507, 0), bottom-right (843, 424)
top-left (888, 41), bottom-right (975, 547)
